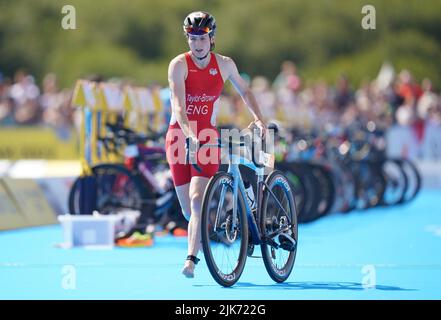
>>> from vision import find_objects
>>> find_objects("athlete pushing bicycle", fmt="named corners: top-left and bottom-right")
top-left (166, 11), bottom-right (267, 278)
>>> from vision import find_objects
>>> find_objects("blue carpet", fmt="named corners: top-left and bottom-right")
top-left (1, 190), bottom-right (440, 299)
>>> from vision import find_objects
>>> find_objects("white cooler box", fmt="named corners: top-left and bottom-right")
top-left (58, 211), bottom-right (139, 249)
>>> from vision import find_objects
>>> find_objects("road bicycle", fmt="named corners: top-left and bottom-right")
top-left (192, 128), bottom-right (298, 287)
top-left (68, 123), bottom-right (183, 235)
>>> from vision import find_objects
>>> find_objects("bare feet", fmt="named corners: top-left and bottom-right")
top-left (182, 260), bottom-right (196, 278)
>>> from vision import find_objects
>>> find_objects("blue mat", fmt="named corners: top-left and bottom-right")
top-left (1, 190), bottom-right (440, 300)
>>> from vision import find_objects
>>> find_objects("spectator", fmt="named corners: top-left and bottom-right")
top-left (41, 73), bottom-right (74, 139)
top-left (0, 74), bottom-right (15, 125)
top-left (421, 94), bottom-right (441, 160)
top-left (10, 70), bottom-right (41, 125)
top-left (396, 69), bottom-right (423, 107)
top-left (273, 60), bottom-right (301, 93)
top-left (334, 74), bottom-right (354, 112)
top-left (418, 78), bottom-right (438, 120)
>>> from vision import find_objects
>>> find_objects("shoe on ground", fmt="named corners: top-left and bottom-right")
top-left (171, 227), bottom-right (188, 237)
top-left (116, 231), bottom-right (154, 248)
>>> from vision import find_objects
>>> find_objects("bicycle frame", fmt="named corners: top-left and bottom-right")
top-left (125, 143), bottom-right (170, 195)
top-left (217, 148), bottom-right (293, 246)
top-left (100, 122), bottom-right (171, 196)
top-left (225, 153), bottom-right (265, 245)
top-left (120, 143), bottom-right (176, 214)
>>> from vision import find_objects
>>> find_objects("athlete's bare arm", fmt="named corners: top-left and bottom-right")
top-left (216, 54), bottom-right (266, 134)
top-left (168, 55), bottom-right (197, 141)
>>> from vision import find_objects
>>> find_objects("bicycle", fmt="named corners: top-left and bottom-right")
top-left (192, 127), bottom-right (298, 287)
top-left (68, 122), bottom-right (185, 237)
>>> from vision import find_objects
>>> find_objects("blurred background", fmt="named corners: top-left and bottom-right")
top-left (0, 0), bottom-right (440, 159)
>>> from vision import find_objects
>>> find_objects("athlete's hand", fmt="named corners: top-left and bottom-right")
top-left (185, 135), bottom-right (202, 172)
top-left (187, 134), bottom-right (199, 148)
top-left (248, 119), bottom-right (267, 139)
top-left (185, 135), bottom-right (199, 155)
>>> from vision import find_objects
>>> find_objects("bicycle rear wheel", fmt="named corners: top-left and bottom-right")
top-left (92, 164), bottom-right (146, 214)
top-left (353, 160), bottom-right (386, 209)
top-left (68, 175), bottom-right (98, 215)
top-left (381, 159), bottom-right (408, 206)
top-left (261, 170), bottom-right (298, 283)
top-left (276, 162), bottom-right (305, 218)
top-left (68, 175), bottom-right (82, 215)
top-left (201, 172), bottom-right (248, 287)
top-left (399, 159), bottom-right (421, 204)
top-left (303, 163), bottom-right (335, 221)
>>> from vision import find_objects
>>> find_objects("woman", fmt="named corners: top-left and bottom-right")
top-left (166, 11), bottom-right (266, 278)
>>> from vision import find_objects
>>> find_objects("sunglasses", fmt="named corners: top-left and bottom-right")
top-left (184, 26), bottom-right (211, 35)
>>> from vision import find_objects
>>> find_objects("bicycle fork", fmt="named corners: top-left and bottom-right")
top-left (233, 164), bottom-right (263, 245)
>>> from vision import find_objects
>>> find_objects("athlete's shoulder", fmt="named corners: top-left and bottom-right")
top-left (214, 53), bottom-right (234, 65)
top-left (169, 53), bottom-right (188, 75)
top-left (214, 53), bottom-right (237, 78)
top-left (169, 53), bottom-right (187, 66)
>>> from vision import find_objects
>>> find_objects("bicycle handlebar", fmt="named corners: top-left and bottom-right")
top-left (185, 128), bottom-right (269, 172)
top-left (97, 136), bottom-right (123, 156)
top-left (105, 122), bottom-right (165, 145)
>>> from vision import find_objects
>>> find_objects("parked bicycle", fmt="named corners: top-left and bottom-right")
top-left (194, 127), bottom-right (298, 287)
top-left (68, 122), bottom-right (185, 238)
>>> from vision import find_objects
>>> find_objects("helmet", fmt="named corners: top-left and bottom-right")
top-left (183, 11), bottom-right (216, 36)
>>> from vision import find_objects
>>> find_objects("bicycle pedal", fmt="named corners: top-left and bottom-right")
top-left (278, 233), bottom-right (297, 252)
top-left (263, 236), bottom-right (279, 249)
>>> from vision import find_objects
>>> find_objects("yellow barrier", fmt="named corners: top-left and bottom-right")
top-left (0, 178), bottom-right (57, 230)
top-left (0, 127), bottom-right (78, 160)
top-left (123, 85), bottom-right (167, 134)
top-left (0, 179), bottom-right (28, 230)
top-left (151, 86), bottom-right (165, 132)
top-left (71, 80), bottom-right (169, 171)
top-left (72, 80), bottom-right (98, 174)
top-left (99, 82), bottom-right (124, 162)
top-left (126, 86), bottom-right (154, 134)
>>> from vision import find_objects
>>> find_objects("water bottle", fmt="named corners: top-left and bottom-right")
top-left (244, 180), bottom-right (256, 211)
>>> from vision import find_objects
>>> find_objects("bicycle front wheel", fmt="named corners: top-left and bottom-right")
top-left (261, 170), bottom-right (298, 283)
top-left (201, 172), bottom-right (248, 287)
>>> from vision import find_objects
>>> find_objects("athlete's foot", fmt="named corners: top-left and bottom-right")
top-left (182, 255), bottom-right (200, 278)
top-left (182, 260), bottom-right (196, 278)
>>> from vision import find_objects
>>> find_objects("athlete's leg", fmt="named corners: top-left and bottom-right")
top-left (182, 176), bottom-right (210, 278)
top-left (175, 183), bottom-right (191, 221)
top-left (188, 176), bottom-right (210, 254)
top-left (178, 127), bottom-right (220, 277)
top-left (166, 127), bottom-right (192, 219)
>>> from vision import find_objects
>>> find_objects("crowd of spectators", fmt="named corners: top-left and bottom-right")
top-left (1, 62), bottom-right (440, 159)
top-left (218, 61), bottom-right (440, 132)
top-left (0, 70), bottom-right (73, 130)
top-left (217, 61), bottom-right (441, 159)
